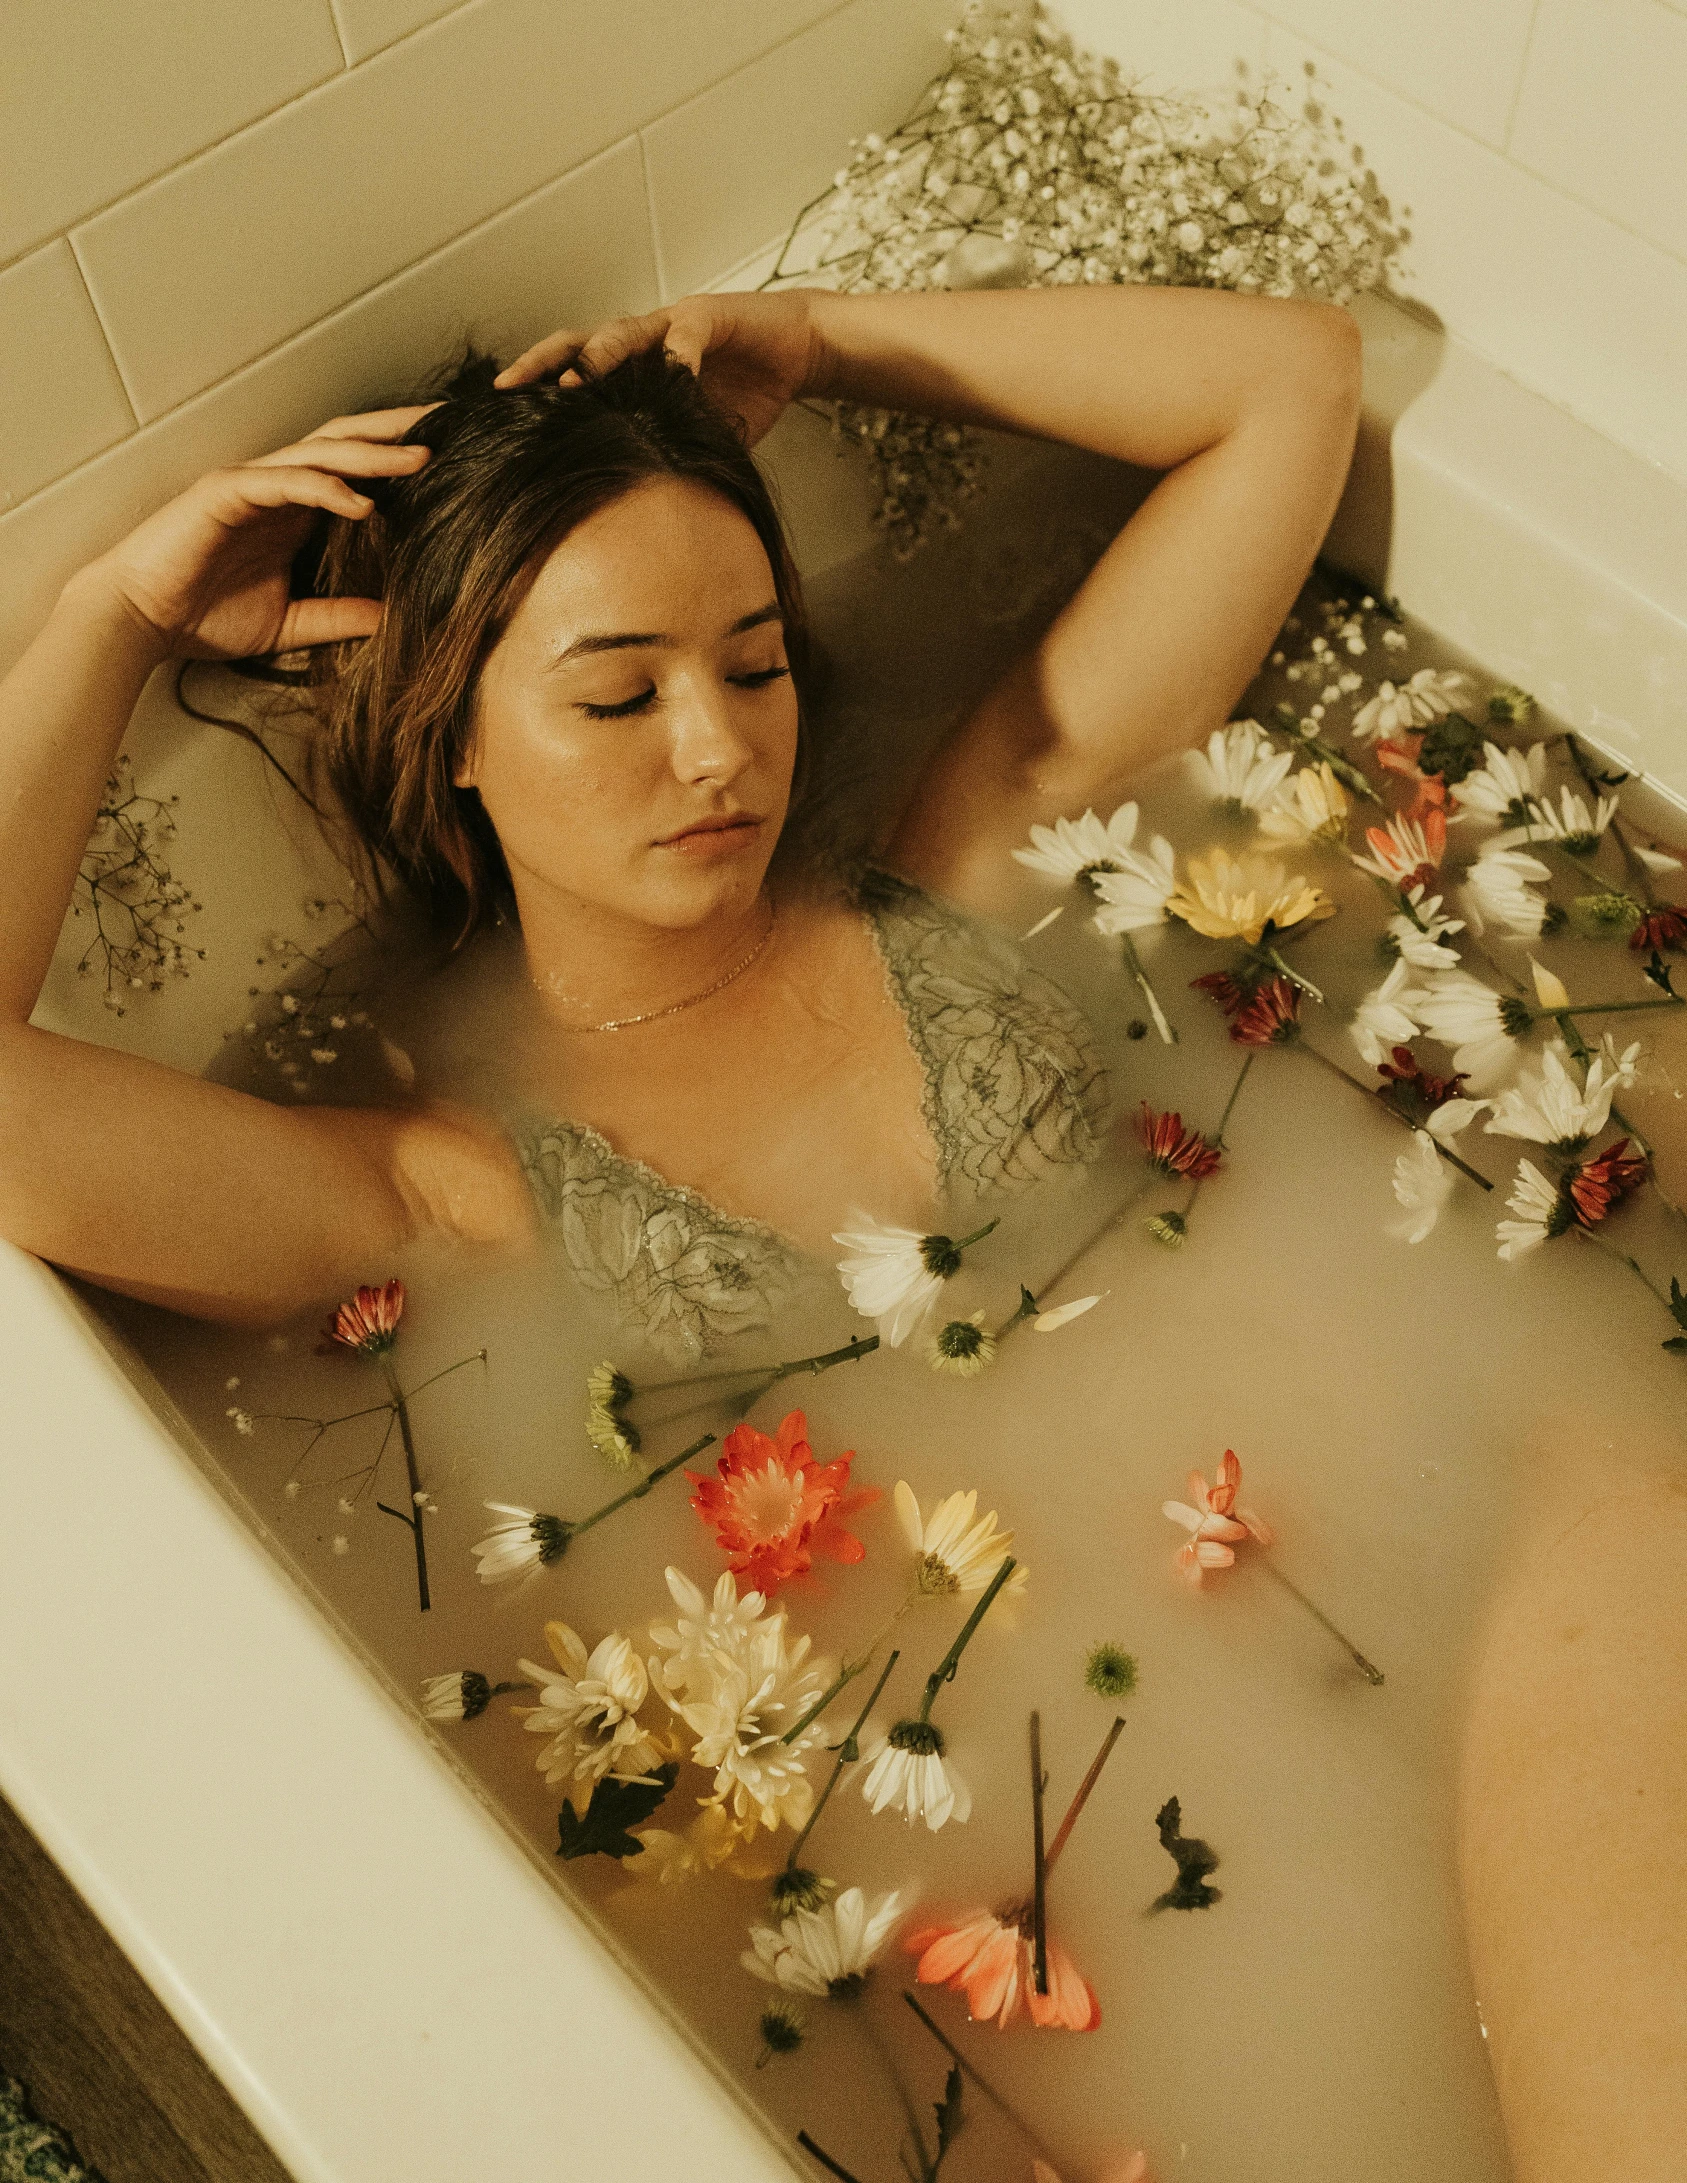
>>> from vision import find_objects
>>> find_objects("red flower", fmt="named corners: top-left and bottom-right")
top-left (1137, 1103), bottom-right (1222, 1179)
top-left (1228, 975), bottom-right (1301, 1047)
top-left (1191, 970), bottom-right (1245, 1016)
top-left (1567, 1137), bottom-right (1648, 1228)
top-left (687, 1409), bottom-right (876, 1595)
top-left (1630, 907), bottom-right (1687, 953)
top-left (324, 1278), bottom-right (405, 1355)
top-left (906, 1908), bottom-right (1101, 2031)
top-left (1376, 736), bottom-right (1447, 822)
top-left (1377, 1044), bottom-right (1468, 1114)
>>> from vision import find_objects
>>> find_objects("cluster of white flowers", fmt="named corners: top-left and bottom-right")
top-left (70, 756), bottom-right (204, 1013)
top-left (239, 897), bottom-right (380, 1100)
top-left (763, 2), bottom-right (1404, 553)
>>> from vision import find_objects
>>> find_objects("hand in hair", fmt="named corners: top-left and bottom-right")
top-left (495, 291), bottom-right (828, 448)
top-left (76, 408), bottom-right (436, 663)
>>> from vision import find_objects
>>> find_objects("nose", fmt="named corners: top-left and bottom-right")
top-left (667, 675), bottom-right (754, 789)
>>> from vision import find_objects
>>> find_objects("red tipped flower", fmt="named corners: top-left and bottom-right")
top-left (1630, 907), bottom-right (1687, 954)
top-left (325, 1278), bottom-right (405, 1355)
top-left (687, 1408), bottom-right (876, 1596)
top-left (1191, 969), bottom-right (1246, 1016)
top-left (1377, 1043), bottom-right (1468, 1115)
top-left (1228, 975), bottom-right (1302, 1048)
top-left (1568, 1137), bottom-right (1648, 1228)
top-left (1137, 1103), bottom-right (1223, 1179)
top-left (1163, 1448), bottom-right (1273, 1584)
top-left (906, 1909), bottom-right (1101, 2031)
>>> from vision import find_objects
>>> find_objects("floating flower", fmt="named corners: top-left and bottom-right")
top-left (1349, 959), bottom-right (1428, 1068)
top-left (1012, 802), bottom-right (1144, 882)
top-left (470, 1500), bottom-right (569, 1582)
top-left (324, 1277), bottom-right (404, 1354)
top-left (1259, 760), bottom-right (1351, 848)
top-left (1163, 850), bottom-right (1335, 944)
top-left (929, 1312), bottom-right (996, 1376)
top-left (1567, 1137), bottom-right (1648, 1227)
top-left (1390, 1130), bottom-right (1453, 1243)
top-left (1032, 1293), bottom-right (1105, 1331)
top-left (514, 1620), bottom-right (668, 1798)
top-left (626, 1801), bottom-right (785, 1887)
top-left (1137, 1103), bottom-right (1222, 1178)
top-left (906, 1909), bottom-right (1100, 2030)
top-left (1084, 1641), bottom-right (1138, 1699)
top-left (1189, 720), bottom-right (1294, 813)
top-left (742, 1885), bottom-right (907, 1999)
top-left (584, 1362), bottom-right (639, 1467)
top-left (1386, 884), bottom-right (1464, 970)
top-left (1090, 836), bottom-right (1178, 935)
top-left (1461, 845), bottom-right (1553, 939)
top-left (421, 1669), bottom-right (493, 1722)
top-left (650, 1567), bottom-right (833, 1832)
top-left (1495, 1158), bottom-right (1571, 1260)
top-left (1634, 843), bottom-right (1684, 874)
top-left (687, 1409), bottom-right (872, 1595)
top-left (1449, 740), bottom-right (1548, 826)
top-left (1487, 685), bottom-right (1535, 726)
top-left (1414, 970), bottom-right (1532, 1091)
top-left (1376, 1044), bottom-right (1477, 1135)
top-left (756, 2000), bottom-right (806, 2065)
top-left (1144, 1211), bottom-right (1187, 1247)
top-left (832, 1214), bottom-right (996, 1347)
top-left (1352, 669), bottom-right (1469, 742)
top-left (1227, 975), bottom-right (1302, 1048)
top-left (859, 1720), bottom-right (972, 1830)
top-left (1631, 906), bottom-right (1687, 953)
top-left (895, 1481), bottom-right (1028, 1598)
top-left (1497, 785), bottom-right (1618, 855)
top-left (1162, 1450), bottom-right (1273, 1584)
top-left (1483, 1038), bottom-right (1638, 1154)
top-left (1351, 807), bottom-right (1446, 888)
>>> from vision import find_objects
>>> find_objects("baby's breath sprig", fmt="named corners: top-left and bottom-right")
top-left (71, 756), bottom-right (204, 1011)
top-left (237, 894), bottom-right (379, 1101)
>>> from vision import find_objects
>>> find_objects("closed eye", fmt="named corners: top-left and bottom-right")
top-left (576, 664), bottom-right (790, 721)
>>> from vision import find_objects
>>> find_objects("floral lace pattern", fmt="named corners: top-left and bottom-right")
top-left (522, 871), bottom-right (1110, 1361)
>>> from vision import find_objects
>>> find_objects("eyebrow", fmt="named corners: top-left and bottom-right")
top-left (549, 601), bottom-right (783, 666)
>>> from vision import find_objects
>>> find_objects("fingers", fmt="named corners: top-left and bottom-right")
top-left (494, 332), bottom-right (585, 388)
top-left (278, 595), bottom-right (385, 649)
top-left (494, 307), bottom-right (709, 389)
top-left (305, 404), bottom-right (441, 441)
top-left (204, 465), bottom-right (380, 524)
top-left (247, 434), bottom-right (430, 479)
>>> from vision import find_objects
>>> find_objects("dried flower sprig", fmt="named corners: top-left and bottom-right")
top-left (71, 755), bottom-right (204, 1011)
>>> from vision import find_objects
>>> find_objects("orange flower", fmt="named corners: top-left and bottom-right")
top-left (1567, 1138), bottom-right (1648, 1228)
top-left (1228, 975), bottom-right (1301, 1048)
top-left (1162, 1449), bottom-right (1273, 1584)
top-left (906, 1907), bottom-right (1100, 2031)
top-left (1137, 1103), bottom-right (1222, 1179)
top-left (687, 1409), bottom-right (876, 1596)
top-left (324, 1277), bottom-right (405, 1355)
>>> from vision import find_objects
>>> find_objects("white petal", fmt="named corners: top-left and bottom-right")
top-left (1032, 1292), bottom-right (1106, 1332)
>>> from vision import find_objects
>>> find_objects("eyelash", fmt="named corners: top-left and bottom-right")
top-left (578, 665), bottom-right (791, 721)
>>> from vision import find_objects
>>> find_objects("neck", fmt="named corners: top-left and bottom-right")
top-left (517, 877), bottom-right (775, 1033)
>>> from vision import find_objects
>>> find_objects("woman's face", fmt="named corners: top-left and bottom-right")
top-left (458, 474), bottom-right (799, 932)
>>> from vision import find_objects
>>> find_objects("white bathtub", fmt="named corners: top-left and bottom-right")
top-left (2, 289), bottom-right (1686, 2182)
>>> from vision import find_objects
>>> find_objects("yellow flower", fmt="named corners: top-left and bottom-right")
top-left (1258, 762), bottom-right (1351, 850)
top-left (1163, 850), bottom-right (1336, 944)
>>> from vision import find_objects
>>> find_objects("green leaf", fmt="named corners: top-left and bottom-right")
top-left (1415, 711), bottom-right (1487, 785)
top-left (932, 2065), bottom-right (964, 2169)
top-left (1669, 1279), bottom-right (1687, 1333)
top-left (555, 1764), bottom-right (678, 1861)
top-left (1662, 1336), bottom-right (1687, 1355)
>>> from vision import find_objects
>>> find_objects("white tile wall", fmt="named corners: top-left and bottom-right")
top-left (1250, 0), bottom-right (1540, 145)
top-left (0, 245), bottom-right (134, 510)
top-left (330, 0), bottom-right (465, 66)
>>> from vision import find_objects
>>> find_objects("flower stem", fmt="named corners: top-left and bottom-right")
top-left (1549, 998), bottom-right (1684, 1022)
top-left (1263, 944), bottom-right (1325, 1006)
top-left (916, 1557), bottom-right (1017, 1725)
top-left (783, 1649), bottom-right (901, 1873)
top-left (1043, 1715), bottom-right (1127, 1878)
top-left (566, 1431), bottom-right (717, 1542)
top-left (796, 2131), bottom-right (867, 2183)
top-left (947, 1218), bottom-right (1000, 1253)
top-left (1296, 1040), bottom-right (1494, 1190)
top-left (1029, 1710), bottom-right (1049, 1997)
top-left (855, 2005), bottom-right (933, 2183)
top-left (379, 1360), bottom-right (430, 1614)
top-left (1180, 1052), bottom-right (1258, 1232)
top-left (1574, 1225), bottom-right (1674, 1313)
top-left (996, 1175), bottom-right (1156, 1349)
top-left (1258, 1557), bottom-right (1384, 1685)
top-left (901, 1992), bottom-right (1060, 2168)
top-left (637, 1334), bottom-right (879, 1397)
top-left (781, 1600), bottom-right (912, 1746)
top-left (1120, 931), bottom-right (1177, 1043)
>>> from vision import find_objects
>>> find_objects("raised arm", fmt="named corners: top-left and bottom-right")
top-left (0, 418), bottom-right (534, 1327)
top-left (804, 284), bottom-right (1362, 907)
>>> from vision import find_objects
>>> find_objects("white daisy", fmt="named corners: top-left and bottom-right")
top-left (1351, 669), bottom-right (1469, 742)
top-left (420, 1669), bottom-right (492, 1722)
top-left (1414, 970), bottom-right (1530, 1093)
top-left (1090, 836), bottom-right (1177, 934)
top-left (1349, 959), bottom-right (1428, 1067)
top-left (831, 1218), bottom-right (945, 1346)
top-left (1425, 1096), bottom-right (1488, 1142)
top-left (1483, 1038), bottom-right (1639, 1153)
top-left (1449, 741), bottom-right (1549, 826)
top-left (470, 1501), bottom-right (569, 1583)
top-left (741, 1886), bottom-right (907, 1999)
top-left (1390, 1131), bottom-right (1452, 1244)
top-left (1494, 785), bottom-right (1618, 855)
top-left (1190, 719), bottom-right (1295, 812)
top-left (1634, 843), bottom-right (1684, 874)
top-left (1387, 885), bottom-right (1463, 970)
top-left (1460, 847), bottom-right (1553, 939)
top-left (1496, 1159), bottom-right (1568, 1260)
top-left (1350, 812), bottom-right (1443, 886)
top-left (516, 1623), bottom-right (667, 1793)
top-left (895, 1480), bottom-right (1029, 1598)
top-left (1259, 761), bottom-right (1351, 848)
top-left (1011, 802), bottom-right (1143, 882)
top-left (859, 1721), bottom-right (972, 1830)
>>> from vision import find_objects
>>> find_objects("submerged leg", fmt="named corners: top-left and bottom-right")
top-left (1459, 1446), bottom-right (1687, 2182)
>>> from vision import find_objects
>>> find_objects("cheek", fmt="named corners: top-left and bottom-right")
top-left (469, 701), bottom-right (659, 877)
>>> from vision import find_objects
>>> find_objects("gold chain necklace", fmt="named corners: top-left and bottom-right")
top-left (549, 901), bottom-right (776, 1033)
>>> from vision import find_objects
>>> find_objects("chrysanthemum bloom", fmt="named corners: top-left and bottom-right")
top-left (1413, 970), bottom-right (1532, 1092)
top-left (1227, 975), bottom-right (1302, 1048)
top-left (514, 1620), bottom-right (667, 1800)
top-left (1012, 802), bottom-right (1143, 883)
top-left (470, 1501), bottom-right (568, 1582)
top-left (1084, 1641), bottom-right (1138, 1699)
top-left (1495, 1159), bottom-right (1573, 1260)
top-left (895, 1481), bottom-right (1029, 1599)
top-left (1259, 760), bottom-right (1350, 849)
top-left (1460, 845), bottom-right (1553, 940)
top-left (742, 1885), bottom-right (906, 1999)
top-left (1495, 785), bottom-right (1617, 856)
top-left (324, 1277), bottom-right (404, 1354)
top-left (421, 1669), bottom-right (492, 1721)
top-left (1163, 849), bottom-right (1334, 944)
top-left (585, 1362), bottom-right (639, 1468)
top-left (623, 1800), bottom-right (786, 1886)
top-left (756, 2000), bottom-right (806, 2065)
top-left (1189, 719), bottom-right (1294, 813)
top-left (1351, 807), bottom-right (1446, 890)
top-left (859, 1719), bottom-right (972, 1831)
top-left (1449, 739), bottom-right (1548, 826)
top-left (1390, 1130), bottom-right (1454, 1244)
top-left (1351, 668), bottom-right (1469, 742)
top-left (1483, 1038), bottom-right (1639, 1155)
top-left (1348, 959), bottom-right (1428, 1068)
top-left (687, 1408), bottom-right (873, 1595)
top-left (1137, 1103), bottom-right (1222, 1179)
top-left (929, 1312), bottom-right (996, 1376)
top-left (906, 1908), bottom-right (1101, 2030)
top-left (832, 1214), bottom-right (995, 1346)
top-left (1386, 884), bottom-right (1463, 970)
top-left (1162, 1450), bottom-right (1273, 1584)
top-left (1090, 837), bottom-right (1178, 935)
top-left (1144, 1211), bottom-right (1187, 1248)
top-left (1568, 1138), bottom-right (1648, 1227)
top-left (1631, 906), bottom-right (1687, 953)
top-left (1377, 1043), bottom-right (1468, 1113)
top-left (1487, 685), bottom-right (1535, 726)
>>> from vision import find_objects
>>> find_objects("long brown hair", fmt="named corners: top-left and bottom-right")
top-left (296, 348), bottom-right (812, 946)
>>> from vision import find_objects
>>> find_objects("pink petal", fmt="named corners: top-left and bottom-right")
top-left (1193, 1540), bottom-right (1235, 1570)
top-left (1238, 1507), bottom-right (1274, 1546)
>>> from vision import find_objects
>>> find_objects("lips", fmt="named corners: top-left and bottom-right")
top-left (656, 813), bottom-right (762, 847)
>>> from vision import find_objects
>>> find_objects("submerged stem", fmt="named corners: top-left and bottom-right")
top-left (901, 1992), bottom-right (1060, 2168)
top-left (1574, 1224), bottom-right (1673, 1313)
top-left (1258, 1556), bottom-right (1384, 1685)
top-left (781, 1601), bottom-right (912, 1747)
top-left (1043, 1715), bottom-right (1127, 1878)
top-left (638, 1334), bottom-right (879, 1398)
top-left (567, 1431), bottom-right (717, 1542)
top-left (917, 1557), bottom-right (1017, 1724)
top-left (380, 1360), bottom-right (430, 1614)
top-left (1120, 930), bottom-right (1177, 1043)
top-left (784, 1650), bottom-right (901, 1872)
top-left (1297, 1040), bottom-right (1493, 1190)
top-left (796, 2131), bottom-right (868, 2183)
top-left (1029, 1711), bottom-right (1049, 1997)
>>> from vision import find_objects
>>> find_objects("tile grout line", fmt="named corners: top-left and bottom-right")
top-left (324, 0), bottom-right (354, 71)
top-left (636, 133), bottom-right (671, 308)
top-left (1500, 0), bottom-right (1545, 154)
top-left (63, 234), bottom-right (141, 431)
